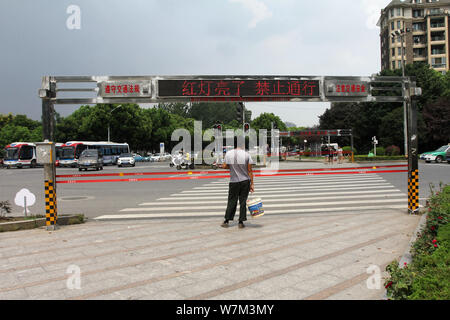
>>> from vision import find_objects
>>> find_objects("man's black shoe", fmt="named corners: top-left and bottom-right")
top-left (221, 220), bottom-right (229, 228)
top-left (238, 222), bottom-right (245, 229)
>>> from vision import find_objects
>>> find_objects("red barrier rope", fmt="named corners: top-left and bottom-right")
top-left (56, 169), bottom-right (408, 184)
top-left (56, 164), bottom-right (408, 179)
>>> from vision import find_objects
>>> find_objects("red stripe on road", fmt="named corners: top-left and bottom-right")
top-left (55, 164), bottom-right (408, 179)
top-left (56, 169), bottom-right (408, 184)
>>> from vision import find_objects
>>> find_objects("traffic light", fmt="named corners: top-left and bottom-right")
top-left (213, 121), bottom-right (222, 131)
top-left (237, 102), bottom-right (245, 123)
top-left (244, 123), bottom-right (250, 133)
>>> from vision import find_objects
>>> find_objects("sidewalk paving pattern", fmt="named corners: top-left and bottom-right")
top-left (0, 173), bottom-right (421, 300)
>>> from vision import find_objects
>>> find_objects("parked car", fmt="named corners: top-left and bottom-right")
top-left (446, 148), bottom-right (450, 164)
top-left (117, 153), bottom-right (135, 167)
top-left (150, 153), bottom-right (161, 162)
top-left (133, 153), bottom-right (150, 162)
top-left (78, 149), bottom-right (103, 171)
top-left (422, 145), bottom-right (450, 163)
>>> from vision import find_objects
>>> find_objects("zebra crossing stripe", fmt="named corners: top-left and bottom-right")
top-left (208, 175), bottom-right (384, 184)
top-left (96, 204), bottom-right (408, 220)
top-left (138, 192), bottom-right (405, 206)
top-left (181, 182), bottom-right (393, 194)
top-left (156, 188), bottom-right (403, 201)
top-left (120, 198), bottom-right (407, 212)
top-left (192, 178), bottom-right (385, 190)
top-left (170, 185), bottom-right (397, 196)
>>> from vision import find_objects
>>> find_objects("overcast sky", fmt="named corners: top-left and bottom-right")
top-left (0, 0), bottom-right (391, 127)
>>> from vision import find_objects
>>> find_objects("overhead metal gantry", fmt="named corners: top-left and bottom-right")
top-left (39, 75), bottom-right (421, 222)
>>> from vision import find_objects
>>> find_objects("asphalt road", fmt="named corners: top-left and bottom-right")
top-left (0, 160), bottom-right (448, 219)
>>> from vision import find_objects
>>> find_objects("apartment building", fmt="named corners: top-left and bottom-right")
top-left (378, 0), bottom-right (450, 74)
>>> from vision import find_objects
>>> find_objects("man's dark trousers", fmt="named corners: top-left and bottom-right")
top-left (225, 179), bottom-right (251, 222)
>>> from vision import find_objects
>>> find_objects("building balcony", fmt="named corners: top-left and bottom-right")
top-left (430, 23), bottom-right (446, 30)
top-left (431, 51), bottom-right (446, 56)
top-left (414, 56), bottom-right (428, 61)
top-left (413, 42), bottom-right (427, 48)
top-left (432, 63), bottom-right (447, 69)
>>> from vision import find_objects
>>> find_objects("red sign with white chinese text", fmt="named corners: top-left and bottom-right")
top-left (100, 82), bottom-right (151, 97)
top-left (325, 81), bottom-right (369, 97)
top-left (158, 80), bottom-right (320, 99)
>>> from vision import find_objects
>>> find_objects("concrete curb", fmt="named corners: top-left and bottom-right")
top-left (398, 212), bottom-right (427, 266)
top-left (0, 215), bottom-right (85, 232)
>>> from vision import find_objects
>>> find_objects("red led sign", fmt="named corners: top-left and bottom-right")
top-left (158, 80), bottom-right (320, 98)
top-left (99, 82), bottom-right (151, 98)
top-left (336, 84), bottom-right (366, 94)
top-left (105, 84), bottom-right (140, 95)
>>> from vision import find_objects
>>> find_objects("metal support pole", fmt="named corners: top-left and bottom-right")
top-left (41, 86), bottom-right (58, 230)
top-left (406, 84), bottom-right (419, 214)
top-left (350, 134), bottom-right (354, 163)
top-left (42, 99), bottom-right (55, 142)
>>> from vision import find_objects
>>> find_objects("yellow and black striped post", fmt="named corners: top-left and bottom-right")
top-left (45, 180), bottom-right (57, 229)
top-left (408, 170), bottom-right (419, 213)
top-left (406, 82), bottom-right (420, 214)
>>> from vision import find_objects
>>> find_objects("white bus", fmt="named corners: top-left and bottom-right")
top-left (59, 141), bottom-right (130, 167)
top-left (3, 142), bottom-right (37, 168)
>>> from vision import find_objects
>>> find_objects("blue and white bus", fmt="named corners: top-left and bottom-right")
top-left (59, 141), bottom-right (130, 167)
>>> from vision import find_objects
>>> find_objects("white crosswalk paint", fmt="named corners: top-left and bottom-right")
top-left (156, 189), bottom-right (402, 201)
top-left (192, 178), bottom-right (385, 190)
top-left (95, 204), bottom-right (407, 220)
top-left (170, 185), bottom-right (397, 197)
top-left (181, 182), bottom-right (393, 194)
top-left (209, 175), bottom-right (383, 184)
top-left (121, 199), bottom-right (407, 212)
top-left (94, 173), bottom-right (410, 220)
top-left (138, 192), bottom-right (404, 206)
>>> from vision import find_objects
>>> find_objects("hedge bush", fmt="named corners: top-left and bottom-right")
top-left (354, 156), bottom-right (405, 161)
top-left (384, 184), bottom-right (450, 300)
top-left (376, 147), bottom-right (386, 156)
top-left (386, 145), bottom-right (401, 156)
top-left (342, 146), bottom-right (356, 155)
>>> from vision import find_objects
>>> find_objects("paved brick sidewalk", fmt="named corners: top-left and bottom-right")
top-left (0, 209), bottom-right (420, 300)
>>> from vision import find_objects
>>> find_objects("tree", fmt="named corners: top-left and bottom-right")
top-left (422, 97), bottom-right (450, 149)
top-left (251, 113), bottom-right (287, 132)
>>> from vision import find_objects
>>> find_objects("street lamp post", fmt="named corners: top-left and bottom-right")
top-left (107, 105), bottom-right (123, 142)
top-left (391, 27), bottom-right (410, 157)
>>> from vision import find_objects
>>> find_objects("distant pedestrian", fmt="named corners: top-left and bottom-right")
top-left (221, 136), bottom-right (254, 229)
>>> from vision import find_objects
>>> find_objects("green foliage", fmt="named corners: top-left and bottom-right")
top-left (0, 114), bottom-right (42, 149)
top-left (353, 155), bottom-right (405, 161)
top-left (385, 185), bottom-right (450, 300)
top-left (376, 147), bottom-right (385, 156)
top-left (251, 113), bottom-right (287, 132)
top-left (342, 146), bottom-right (356, 155)
top-left (320, 63), bottom-right (450, 154)
top-left (386, 145), bottom-right (401, 156)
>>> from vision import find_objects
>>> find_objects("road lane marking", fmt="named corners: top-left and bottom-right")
top-left (157, 189), bottom-right (403, 201)
top-left (138, 193), bottom-right (405, 206)
top-left (180, 182), bottom-right (394, 194)
top-left (120, 199), bottom-right (407, 212)
top-left (97, 204), bottom-right (408, 219)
